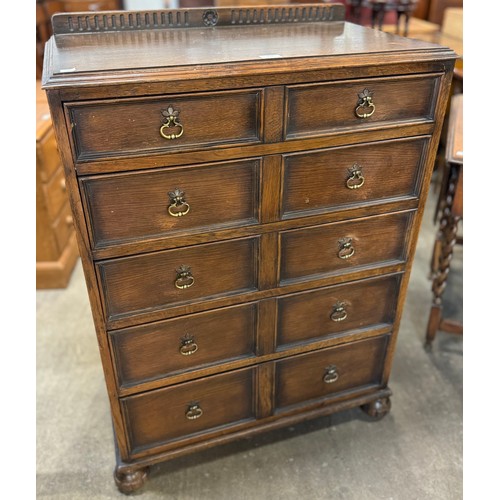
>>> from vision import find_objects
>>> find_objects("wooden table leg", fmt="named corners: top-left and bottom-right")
top-left (430, 164), bottom-right (453, 280)
top-left (425, 211), bottom-right (460, 348)
top-left (425, 167), bottom-right (460, 348)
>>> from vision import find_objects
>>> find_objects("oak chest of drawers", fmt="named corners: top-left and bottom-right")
top-left (42, 4), bottom-right (455, 493)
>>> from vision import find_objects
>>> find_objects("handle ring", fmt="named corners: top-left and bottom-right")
top-left (160, 121), bottom-right (184, 140)
top-left (355, 102), bottom-right (376, 119)
top-left (323, 366), bottom-right (339, 384)
top-left (339, 246), bottom-right (355, 259)
top-left (175, 275), bottom-right (195, 289)
top-left (346, 173), bottom-right (365, 190)
top-left (185, 404), bottom-right (203, 420)
top-left (338, 239), bottom-right (355, 260)
top-left (175, 265), bottom-right (194, 290)
top-left (168, 201), bottom-right (190, 217)
top-left (330, 309), bottom-right (347, 322)
top-left (180, 341), bottom-right (198, 356)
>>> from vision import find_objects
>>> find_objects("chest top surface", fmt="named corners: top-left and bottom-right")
top-left (42, 4), bottom-right (455, 89)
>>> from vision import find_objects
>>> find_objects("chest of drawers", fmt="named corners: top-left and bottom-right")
top-left (42, 4), bottom-right (455, 493)
top-left (36, 81), bottom-right (79, 288)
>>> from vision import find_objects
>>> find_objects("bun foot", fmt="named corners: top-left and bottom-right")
top-left (361, 396), bottom-right (391, 420)
top-left (114, 466), bottom-right (149, 494)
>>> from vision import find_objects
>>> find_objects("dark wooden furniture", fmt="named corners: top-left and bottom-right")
top-left (37, 0), bottom-right (123, 79)
top-left (414, 0), bottom-right (462, 25)
top-left (393, 0), bottom-right (419, 35)
top-left (42, 4), bottom-right (455, 493)
top-left (347, 0), bottom-right (418, 35)
top-left (36, 81), bottom-right (79, 289)
top-left (57, 0), bottom-right (122, 9)
top-left (425, 93), bottom-right (462, 348)
top-left (37, 1), bottom-right (53, 79)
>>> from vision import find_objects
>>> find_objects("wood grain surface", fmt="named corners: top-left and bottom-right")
top-left (66, 90), bottom-right (263, 161)
top-left (41, 5), bottom-right (456, 482)
top-left (98, 236), bottom-right (259, 322)
top-left (122, 367), bottom-right (256, 453)
top-left (279, 210), bottom-right (413, 283)
top-left (275, 335), bottom-right (388, 410)
top-left (46, 20), bottom-right (446, 78)
top-left (81, 158), bottom-right (260, 249)
top-left (276, 275), bottom-right (400, 348)
top-left (282, 136), bottom-right (429, 218)
top-left (110, 302), bottom-right (257, 388)
top-left (285, 74), bottom-right (439, 138)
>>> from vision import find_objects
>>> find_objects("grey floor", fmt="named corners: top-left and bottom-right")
top-left (36, 179), bottom-right (463, 499)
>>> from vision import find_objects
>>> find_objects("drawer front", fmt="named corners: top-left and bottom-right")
top-left (110, 303), bottom-right (257, 388)
top-left (44, 167), bottom-right (68, 220)
top-left (122, 368), bottom-right (256, 453)
top-left (277, 275), bottom-right (400, 348)
top-left (67, 89), bottom-right (263, 161)
top-left (98, 237), bottom-right (258, 321)
top-left (285, 74), bottom-right (439, 139)
top-left (282, 137), bottom-right (428, 218)
top-left (275, 336), bottom-right (388, 410)
top-left (279, 211), bottom-right (412, 284)
top-left (81, 159), bottom-right (260, 249)
top-left (37, 132), bottom-right (61, 182)
top-left (53, 202), bottom-right (74, 252)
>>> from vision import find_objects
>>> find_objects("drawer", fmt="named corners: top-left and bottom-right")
top-left (279, 211), bottom-right (412, 284)
top-left (275, 336), bottom-right (388, 411)
top-left (37, 132), bottom-right (61, 182)
top-left (277, 275), bottom-right (400, 348)
top-left (285, 74), bottom-right (440, 139)
top-left (110, 303), bottom-right (257, 388)
top-left (44, 167), bottom-right (68, 221)
top-left (282, 137), bottom-right (428, 218)
top-left (121, 367), bottom-right (256, 454)
top-left (98, 237), bottom-right (258, 322)
top-left (53, 201), bottom-right (74, 252)
top-left (81, 159), bottom-right (260, 249)
top-left (66, 89), bottom-right (263, 161)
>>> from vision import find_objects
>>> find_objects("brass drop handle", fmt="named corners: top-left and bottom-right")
top-left (338, 237), bottom-right (355, 260)
top-left (330, 301), bottom-right (347, 322)
top-left (323, 365), bottom-right (339, 384)
top-left (185, 403), bottom-right (203, 420)
top-left (60, 178), bottom-right (67, 192)
top-left (355, 88), bottom-right (376, 119)
top-left (179, 334), bottom-right (198, 356)
top-left (346, 164), bottom-right (365, 190)
top-left (175, 265), bottom-right (195, 289)
top-left (160, 106), bottom-right (184, 140)
top-left (168, 188), bottom-right (190, 217)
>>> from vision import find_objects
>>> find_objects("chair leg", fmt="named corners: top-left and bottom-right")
top-left (403, 13), bottom-right (410, 37)
top-left (395, 10), bottom-right (402, 34)
top-left (371, 2), bottom-right (385, 30)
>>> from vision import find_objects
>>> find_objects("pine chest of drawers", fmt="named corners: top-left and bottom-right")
top-left (42, 4), bottom-right (455, 493)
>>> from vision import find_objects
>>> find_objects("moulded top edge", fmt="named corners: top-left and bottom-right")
top-left (42, 19), bottom-right (456, 90)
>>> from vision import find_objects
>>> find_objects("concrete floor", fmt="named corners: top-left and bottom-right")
top-left (36, 181), bottom-right (463, 499)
